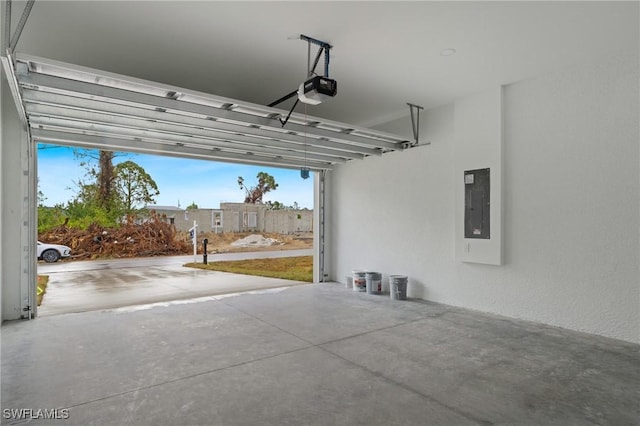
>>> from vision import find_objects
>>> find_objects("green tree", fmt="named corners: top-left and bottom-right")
top-left (37, 204), bottom-right (67, 233)
top-left (73, 149), bottom-right (121, 213)
top-left (265, 201), bottom-right (302, 210)
top-left (38, 149), bottom-right (162, 231)
top-left (64, 198), bottom-right (117, 229)
top-left (97, 151), bottom-right (116, 211)
top-left (65, 176), bottom-right (121, 228)
top-left (237, 172), bottom-right (278, 204)
top-left (37, 182), bottom-right (46, 207)
top-left (63, 158), bottom-right (159, 228)
top-left (186, 202), bottom-right (199, 210)
top-left (266, 200), bottom-right (285, 210)
top-left (114, 160), bottom-right (160, 215)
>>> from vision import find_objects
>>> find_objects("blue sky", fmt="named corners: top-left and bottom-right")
top-left (37, 144), bottom-right (314, 209)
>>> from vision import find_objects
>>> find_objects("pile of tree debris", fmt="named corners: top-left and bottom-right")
top-left (39, 214), bottom-right (190, 259)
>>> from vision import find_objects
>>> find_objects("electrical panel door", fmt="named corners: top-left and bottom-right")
top-left (464, 168), bottom-right (490, 239)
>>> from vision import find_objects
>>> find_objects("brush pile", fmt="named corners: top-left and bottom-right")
top-left (38, 213), bottom-right (190, 259)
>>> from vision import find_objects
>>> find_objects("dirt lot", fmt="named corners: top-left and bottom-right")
top-left (179, 231), bottom-right (313, 254)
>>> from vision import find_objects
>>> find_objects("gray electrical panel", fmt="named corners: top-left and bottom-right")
top-left (464, 168), bottom-right (490, 239)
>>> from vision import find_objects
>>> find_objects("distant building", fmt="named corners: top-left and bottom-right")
top-left (143, 205), bottom-right (184, 225)
top-left (145, 203), bottom-right (312, 234)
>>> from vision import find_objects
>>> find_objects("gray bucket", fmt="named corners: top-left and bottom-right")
top-left (389, 275), bottom-right (408, 300)
top-left (345, 276), bottom-right (353, 289)
top-left (352, 270), bottom-right (366, 292)
top-left (366, 272), bottom-right (382, 294)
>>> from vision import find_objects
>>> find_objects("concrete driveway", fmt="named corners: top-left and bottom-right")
top-left (37, 249), bottom-right (312, 316)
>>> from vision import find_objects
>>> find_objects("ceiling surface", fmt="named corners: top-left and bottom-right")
top-left (6, 1), bottom-right (638, 128)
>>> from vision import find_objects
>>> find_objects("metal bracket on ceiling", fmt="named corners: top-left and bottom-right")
top-left (405, 102), bottom-right (426, 149)
top-left (3, 0), bottom-right (36, 55)
top-left (268, 34), bottom-right (333, 128)
top-left (300, 34), bottom-right (332, 79)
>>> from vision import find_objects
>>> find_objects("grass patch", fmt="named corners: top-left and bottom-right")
top-left (185, 256), bottom-right (313, 282)
top-left (37, 275), bottom-right (49, 306)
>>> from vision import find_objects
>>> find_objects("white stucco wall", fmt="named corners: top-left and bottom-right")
top-left (454, 87), bottom-right (503, 265)
top-left (328, 52), bottom-right (639, 343)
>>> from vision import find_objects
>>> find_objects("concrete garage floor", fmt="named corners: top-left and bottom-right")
top-left (2, 283), bottom-right (639, 425)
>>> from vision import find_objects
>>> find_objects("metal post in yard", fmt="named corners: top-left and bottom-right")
top-left (203, 238), bottom-right (208, 265)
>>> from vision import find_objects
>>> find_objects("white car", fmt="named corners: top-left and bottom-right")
top-left (37, 241), bottom-right (71, 263)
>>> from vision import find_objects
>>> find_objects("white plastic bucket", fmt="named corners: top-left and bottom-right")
top-left (352, 270), bottom-right (366, 292)
top-left (366, 272), bottom-right (382, 294)
top-left (345, 276), bottom-right (353, 289)
top-left (389, 275), bottom-right (408, 300)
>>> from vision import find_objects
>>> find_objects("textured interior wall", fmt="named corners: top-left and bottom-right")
top-left (330, 105), bottom-right (456, 298)
top-left (454, 87), bottom-right (503, 265)
top-left (329, 53), bottom-right (639, 343)
top-left (501, 52), bottom-right (639, 344)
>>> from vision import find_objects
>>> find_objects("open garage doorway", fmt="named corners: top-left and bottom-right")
top-left (2, 52), bottom-right (406, 320)
top-left (36, 144), bottom-right (316, 315)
